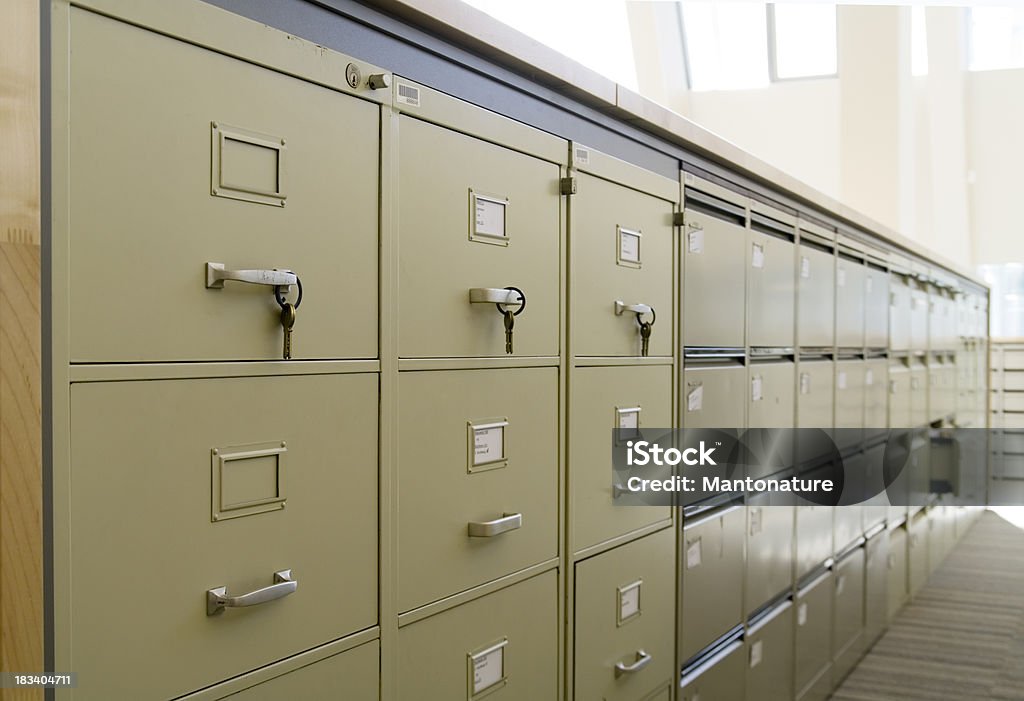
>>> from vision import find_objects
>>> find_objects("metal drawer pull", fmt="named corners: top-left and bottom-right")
top-left (469, 287), bottom-right (524, 307)
top-left (206, 262), bottom-right (297, 290)
top-left (614, 301), bottom-right (652, 317)
top-left (468, 512), bottom-right (522, 537)
top-left (206, 569), bottom-right (297, 616)
top-left (614, 650), bottom-right (652, 677)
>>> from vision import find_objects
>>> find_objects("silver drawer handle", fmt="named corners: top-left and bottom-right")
top-left (614, 301), bottom-right (652, 317)
top-left (469, 287), bottom-right (524, 307)
top-left (468, 512), bottom-right (522, 537)
top-left (206, 262), bottom-right (297, 290)
top-left (206, 569), bottom-right (297, 616)
top-left (614, 650), bottom-right (652, 677)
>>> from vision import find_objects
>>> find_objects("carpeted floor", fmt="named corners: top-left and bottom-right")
top-left (831, 510), bottom-right (1024, 701)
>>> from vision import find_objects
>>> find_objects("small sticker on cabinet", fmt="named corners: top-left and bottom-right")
top-left (866, 369), bottom-right (874, 386)
top-left (800, 256), bottom-right (811, 279)
top-left (866, 276), bottom-right (873, 293)
top-left (800, 373), bottom-right (811, 395)
top-left (473, 194), bottom-right (507, 239)
top-left (686, 538), bottom-right (702, 569)
top-left (798, 602), bottom-right (808, 626)
top-left (752, 243), bottom-right (765, 269)
top-left (838, 371), bottom-right (847, 390)
top-left (750, 508), bottom-right (762, 535)
top-left (687, 384), bottom-right (704, 412)
top-left (837, 575), bottom-right (846, 596)
top-left (750, 640), bottom-right (763, 668)
top-left (752, 375), bottom-right (764, 402)
top-left (474, 425), bottom-right (504, 465)
top-left (838, 267), bottom-right (846, 287)
top-left (688, 230), bottom-right (704, 254)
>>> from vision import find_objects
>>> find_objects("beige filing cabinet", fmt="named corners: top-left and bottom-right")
top-left (570, 146), bottom-right (677, 358)
top-left (797, 225), bottom-right (836, 349)
top-left (835, 358), bottom-right (865, 452)
top-left (680, 504), bottom-right (745, 664)
top-left (908, 511), bottom-right (930, 597)
top-left (748, 206), bottom-right (797, 349)
top-left (887, 525), bottom-right (909, 620)
top-left (745, 600), bottom-right (794, 701)
top-left (832, 547), bottom-right (866, 686)
top-left (745, 495), bottom-right (794, 617)
top-left (682, 180), bottom-right (747, 349)
top-left (863, 528), bottom-right (890, 646)
top-left (574, 529), bottom-right (675, 701)
top-left (835, 253), bottom-right (866, 349)
top-left (748, 360), bottom-right (796, 479)
top-left (794, 570), bottom-right (834, 701)
top-left (397, 571), bottom-right (558, 700)
top-left (679, 639), bottom-right (746, 701)
top-left (864, 260), bottom-right (890, 349)
top-left (889, 272), bottom-right (913, 352)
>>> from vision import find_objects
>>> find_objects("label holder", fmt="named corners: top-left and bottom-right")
top-left (616, 225), bottom-right (642, 268)
top-left (617, 580), bottom-right (643, 626)
top-left (469, 189), bottom-right (509, 246)
top-left (467, 638), bottom-right (509, 699)
top-left (468, 418), bottom-right (509, 473)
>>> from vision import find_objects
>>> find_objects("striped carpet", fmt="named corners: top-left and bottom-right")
top-left (831, 511), bottom-right (1024, 701)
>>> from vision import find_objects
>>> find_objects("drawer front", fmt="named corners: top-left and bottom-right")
top-left (887, 526), bottom-right (908, 619)
top-left (836, 260), bottom-right (866, 348)
top-left (910, 367), bottom-right (929, 427)
top-left (833, 549), bottom-right (866, 680)
top-left (748, 361), bottom-right (796, 479)
top-left (864, 267), bottom-right (890, 348)
top-left (864, 530), bottom-right (890, 645)
top-left (834, 502), bottom-right (864, 554)
top-left (908, 516), bottom-right (929, 596)
top-left (574, 529), bottom-right (675, 701)
top-left (797, 245), bottom-right (835, 348)
top-left (910, 291), bottom-right (929, 350)
top-left (683, 364), bottom-right (746, 429)
top-left (1001, 372), bottom-right (1024, 391)
top-left (1003, 393), bottom-right (1024, 412)
top-left (69, 374), bottom-right (378, 700)
top-left (835, 360), bottom-right (865, 451)
top-left (746, 602), bottom-right (794, 701)
top-left (746, 502), bottom-right (794, 616)
top-left (680, 506), bottom-right (745, 663)
top-left (1004, 350), bottom-right (1024, 370)
top-left (748, 232), bottom-right (796, 348)
top-left (571, 365), bottom-right (673, 552)
top-left (889, 281), bottom-right (911, 351)
top-left (397, 116), bottom-right (562, 358)
top-left (69, 9), bottom-right (378, 362)
top-left (683, 210), bottom-right (747, 348)
top-left (187, 640), bottom-right (379, 701)
top-left (397, 572), bottom-right (558, 701)
top-left (397, 368), bottom-right (559, 612)
top-left (680, 641), bottom-right (745, 701)
top-left (795, 572), bottom-right (833, 699)
top-left (864, 359), bottom-right (888, 440)
top-left (573, 173), bottom-right (674, 357)
top-left (796, 505), bottom-right (833, 578)
top-left (797, 360), bottom-right (834, 430)
top-left (888, 365), bottom-right (912, 429)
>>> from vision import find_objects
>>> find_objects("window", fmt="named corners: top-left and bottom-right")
top-left (681, 2), bottom-right (770, 91)
top-left (969, 6), bottom-right (1024, 72)
top-left (912, 6), bottom-right (928, 77)
top-left (462, 0), bottom-right (639, 90)
top-left (979, 264), bottom-right (1023, 338)
top-left (768, 3), bottom-right (837, 80)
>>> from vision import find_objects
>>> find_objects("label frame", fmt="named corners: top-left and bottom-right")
top-left (467, 417), bottom-right (509, 473)
top-left (469, 189), bottom-right (510, 246)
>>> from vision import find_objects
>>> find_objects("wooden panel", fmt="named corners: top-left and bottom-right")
top-left (0, 0), bottom-right (42, 699)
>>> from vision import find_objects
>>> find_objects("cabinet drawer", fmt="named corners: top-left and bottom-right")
top-left (745, 601), bottom-right (794, 701)
top-left (748, 232), bottom-right (795, 349)
top-left (795, 571), bottom-right (833, 701)
top-left (69, 373), bottom-right (378, 700)
top-left (680, 640), bottom-right (745, 701)
top-left (746, 501), bottom-right (794, 617)
top-left (797, 245), bottom-right (835, 348)
top-left (398, 368), bottom-right (559, 611)
top-left (683, 209), bottom-right (746, 348)
top-left (683, 363), bottom-right (746, 429)
top-left (836, 259), bottom-right (866, 348)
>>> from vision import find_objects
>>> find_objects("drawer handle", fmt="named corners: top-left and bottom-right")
top-left (468, 512), bottom-right (522, 537)
top-left (614, 300), bottom-right (652, 317)
top-left (469, 287), bottom-right (525, 308)
top-left (614, 650), bottom-right (652, 677)
top-left (206, 569), bottom-right (297, 616)
top-left (206, 262), bottom-right (297, 290)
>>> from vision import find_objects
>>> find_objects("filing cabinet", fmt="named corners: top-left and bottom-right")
top-left (397, 368), bottom-right (559, 612)
top-left (571, 148), bottom-right (676, 358)
top-left (887, 525), bottom-right (908, 620)
top-left (69, 7), bottom-right (381, 363)
top-left (745, 600), bottom-right (794, 701)
top-left (835, 254), bottom-right (866, 348)
top-left (747, 360), bottom-right (796, 478)
top-left (832, 547), bottom-right (865, 685)
top-left (574, 528), bottom-right (675, 701)
top-left (863, 529), bottom-right (889, 647)
top-left (397, 571), bottom-right (558, 700)
top-left (863, 358), bottom-right (888, 442)
top-left (794, 570), bottom-right (833, 701)
top-left (748, 207), bottom-right (796, 349)
top-left (795, 504), bottom-right (833, 579)
top-left (864, 261), bottom-right (890, 349)
top-left (680, 504), bottom-right (745, 664)
top-left (683, 184), bottom-right (747, 349)
top-left (679, 639), bottom-right (745, 701)
top-left (908, 511), bottom-right (929, 597)
top-left (797, 238), bottom-right (836, 349)
top-left (835, 359), bottom-right (865, 451)
top-left (683, 361), bottom-right (747, 429)
top-left (889, 273), bottom-right (912, 352)
top-left (397, 101), bottom-right (563, 359)
top-left (571, 365), bottom-right (673, 552)
top-left (745, 496), bottom-right (794, 617)
top-left (69, 374), bottom-right (379, 700)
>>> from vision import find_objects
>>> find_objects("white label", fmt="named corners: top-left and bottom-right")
top-left (619, 228), bottom-right (641, 264)
top-left (618, 409), bottom-right (640, 431)
top-left (688, 230), bottom-right (704, 254)
top-left (749, 640), bottom-right (763, 668)
top-left (838, 371), bottom-right (847, 390)
top-left (474, 197), bottom-right (506, 238)
top-left (866, 276), bottom-right (874, 293)
top-left (836, 575), bottom-right (846, 596)
top-left (471, 644), bottom-right (505, 695)
top-left (687, 384), bottom-right (704, 412)
top-left (395, 82), bottom-right (421, 107)
top-left (800, 256), bottom-right (811, 279)
top-left (752, 375), bottom-right (764, 402)
top-left (619, 582), bottom-right (641, 622)
top-left (837, 267), bottom-right (846, 287)
top-left (866, 369), bottom-right (874, 386)
top-left (574, 146), bottom-right (591, 165)
top-left (752, 242), bottom-right (765, 269)
top-left (800, 372), bottom-right (811, 395)
top-left (473, 426), bottom-right (504, 465)
top-left (750, 508), bottom-right (762, 535)
top-left (686, 538), bottom-right (702, 569)
top-left (798, 602), bottom-right (808, 626)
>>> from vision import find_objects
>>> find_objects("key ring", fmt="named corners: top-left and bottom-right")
top-left (634, 306), bottom-right (655, 328)
top-left (274, 274), bottom-right (303, 310)
top-left (495, 286), bottom-right (526, 316)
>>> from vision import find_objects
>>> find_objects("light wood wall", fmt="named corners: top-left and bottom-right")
top-left (0, 0), bottom-right (43, 698)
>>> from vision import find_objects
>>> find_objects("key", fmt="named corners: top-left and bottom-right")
top-left (639, 320), bottom-right (651, 357)
top-left (280, 302), bottom-right (296, 360)
top-left (503, 309), bottom-right (515, 355)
